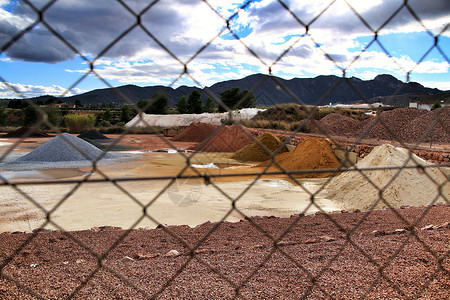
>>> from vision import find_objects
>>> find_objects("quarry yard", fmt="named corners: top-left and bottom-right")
top-left (0, 131), bottom-right (448, 233)
top-left (0, 107), bottom-right (449, 299)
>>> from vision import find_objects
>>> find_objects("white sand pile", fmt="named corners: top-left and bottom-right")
top-left (125, 108), bottom-right (265, 128)
top-left (322, 144), bottom-right (449, 211)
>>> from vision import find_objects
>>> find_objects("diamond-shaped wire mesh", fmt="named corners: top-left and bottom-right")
top-left (0, 0), bottom-right (449, 299)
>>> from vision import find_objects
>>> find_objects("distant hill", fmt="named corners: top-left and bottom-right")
top-left (3, 74), bottom-right (446, 107)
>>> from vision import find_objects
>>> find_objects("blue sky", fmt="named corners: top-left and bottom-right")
top-left (0, 0), bottom-right (449, 99)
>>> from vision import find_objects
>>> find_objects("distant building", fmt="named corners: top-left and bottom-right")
top-left (410, 100), bottom-right (448, 111)
top-left (325, 102), bottom-right (388, 109)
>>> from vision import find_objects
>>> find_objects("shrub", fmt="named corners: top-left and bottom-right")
top-left (98, 120), bottom-right (112, 128)
top-left (252, 104), bottom-right (320, 122)
top-left (64, 113), bottom-right (96, 133)
top-left (42, 106), bottom-right (62, 129)
top-left (0, 106), bottom-right (9, 126)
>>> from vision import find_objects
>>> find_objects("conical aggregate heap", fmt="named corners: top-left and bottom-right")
top-left (3, 127), bottom-right (50, 138)
top-left (318, 113), bottom-right (362, 136)
top-left (323, 144), bottom-right (449, 210)
top-left (261, 138), bottom-right (343, 178)
top-left (231, 132), bottom-right (288, 161)
top-left (15, 133), bottom-right (113, 162)
top-left (194, 124), bottom-right (254, 152)
top-left (172, 122), bottom-right (219, 142)
top-left (78, 130), bottom-right (109, 140)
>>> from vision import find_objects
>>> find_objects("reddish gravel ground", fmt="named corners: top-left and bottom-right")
top-left (1, 205), bottom-right (449, 299)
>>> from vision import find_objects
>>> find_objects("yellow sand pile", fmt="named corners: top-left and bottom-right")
top-left (261, 138), bottom-right (343, 178)
top-left (231, 132), bottom-right (288, 161)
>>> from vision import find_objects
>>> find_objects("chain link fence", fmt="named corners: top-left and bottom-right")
top-left (0, 0), bottom-right (449, 299)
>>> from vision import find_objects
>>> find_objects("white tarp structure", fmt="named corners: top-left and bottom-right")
top-left (125, 108), bottom-right (265, 128)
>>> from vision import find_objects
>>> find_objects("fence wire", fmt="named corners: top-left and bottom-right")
top-left (0, 0), bottom-right (449, 299)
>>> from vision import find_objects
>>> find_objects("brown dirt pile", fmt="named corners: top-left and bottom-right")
top-left (231, 132), bottom-right (288, 161)
top-left (261, 138), bottom-right (343, 178)
top-left (172, 122), bottom-right (219, 142)
top-left (3, 127), bottom-right (50, 138)
top-left (194, 124), bottom-right (254, 152)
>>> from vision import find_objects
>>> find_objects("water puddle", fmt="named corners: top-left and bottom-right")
top-left (0, 168), bottom-right (87, 180)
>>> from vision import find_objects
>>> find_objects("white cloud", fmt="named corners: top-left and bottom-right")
top-left (419, 81), bottom-right (450, 90)
top-left (0, 0), bottom-right (448, 91)
top-left (0, 82), bottom-right (86, 98)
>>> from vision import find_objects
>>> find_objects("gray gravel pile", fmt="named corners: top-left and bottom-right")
top-left (15, 133), bottom-right (113, 162)
top-left (0, 133), bottom-right (131, 170)
top-left (78, 130), bottom-right (110, 140)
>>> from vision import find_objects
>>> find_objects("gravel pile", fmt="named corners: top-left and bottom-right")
top-left (1, 133), bottom-right (129, 170)
top-left (318, 113), bottom-right (362, 136)
top-left (15, 133), bottom-right (112, 162)
top-left (194, 125), bottom-right (254, 152)
top-left (0, 205), bottom-right (448, 299)
top-left (357, 107), bottom-right (426, 141)
top-left (2, 127), bottom-right (50, 138)
top-left (172, 122), bottom-right (218, 142)
top-left (406, 106), bottom-right (450, 143)
top-left (77, 130), bottom-right (109, 140)
top-left (309, 107), bottom-right (449, 144)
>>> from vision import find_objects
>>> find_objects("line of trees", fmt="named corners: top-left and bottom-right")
top-left (0, 87), bottom-right (257, 128)
top-left (133, 87), bottom-right (256, 115)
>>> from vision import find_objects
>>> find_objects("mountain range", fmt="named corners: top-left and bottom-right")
top-left (7, 74), bottom-right (448, 107)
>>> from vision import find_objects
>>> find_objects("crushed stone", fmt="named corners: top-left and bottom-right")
top-left (0, 133), bottom-right (131, 170)
top-left (15, 133), bottom-right (112, 162)
top-left (77, 130), bottom-right (109, 140)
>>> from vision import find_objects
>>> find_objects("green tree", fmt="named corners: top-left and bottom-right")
top-left (218, 87), bottom-right (256, 112)
top-left (240, 90), bottom-right (256, 109)
top-left (203, 97), bottom-right (216, 113)
top-left (187, 90), bottom-right (203, 114)
top-left (176, 96), bottom-right (188, 114)
top-left (75, 100), bottom-right (83, 108)
top-left (120, 105), bottom-right (133, 122)
top-left (23, 106), bottom-right (40, 126)
top-left (102, 109), bottom-right (112, 122)
top-left (8, 99), bottom-right (28, 109)
top-left (43, 106), bottom-right (61, 128)
top-left (0, 106), bottom-right (8, 126)
top-left (45, 97), bottom-right (63, 105)
top-left (136, 93), bottom-right (168, 114)
top-left (432, 102), bottom-right (442, 110)
top-left (136, 99), bottom-right (150, 113)
top-left (150, 92), bottom-right (168, 114)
